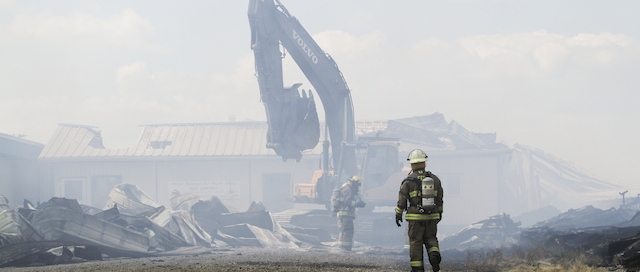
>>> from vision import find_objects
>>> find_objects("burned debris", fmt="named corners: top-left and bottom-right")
top-left (441, 204), bottom-right (640, 269)
top-left (440, 212), bottom-right (521, 251)
top-left (0, 184), bottom-right (321, 267)
top-left (32, 197), bottom-right (152, 257)
top-left (529, 205), bottom-right (636, 230)
top-left (5, 180), bottom-right (640, 270)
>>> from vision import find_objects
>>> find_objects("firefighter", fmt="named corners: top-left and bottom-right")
top-left (332, 175), bottom-right (366, 251)
top-left (395, 149), bottom-right (444, 272)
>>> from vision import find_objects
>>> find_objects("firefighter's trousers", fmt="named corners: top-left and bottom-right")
top-left (338, 216), bottom-right (354, 251)
top-left (408, 220), bottom-right (440, 271)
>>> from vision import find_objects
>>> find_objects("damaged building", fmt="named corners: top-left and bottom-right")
top-left (0, 112), bottom-right (637, 267)
top-left (0, 132), bottom-right (49, 204)
top-left (377, 114), bottom-right (626, 228)
top-left (31, 113), bottom-right (628, 237)
top-left (35, 122), bottom-right (323, 213)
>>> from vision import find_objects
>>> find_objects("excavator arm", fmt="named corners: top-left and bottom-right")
top-left (248, 0), bottom-right (357, 176)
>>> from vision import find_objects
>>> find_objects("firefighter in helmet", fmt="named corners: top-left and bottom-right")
top-left (332, 175), bottom-right (366, 251)
top-left (396, 149), bottom-right (444, 272)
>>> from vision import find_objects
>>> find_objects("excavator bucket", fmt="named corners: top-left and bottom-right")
top-left (293, 91), bottom-right (320, 150)
top-left (265, 86), bottom-right (320, 161)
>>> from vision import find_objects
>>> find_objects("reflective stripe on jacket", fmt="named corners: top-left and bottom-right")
top-left (337, 183), bottom-right (359, 218)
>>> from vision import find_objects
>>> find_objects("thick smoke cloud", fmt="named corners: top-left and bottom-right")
top-left (0, 1), bottom-right (638, 189)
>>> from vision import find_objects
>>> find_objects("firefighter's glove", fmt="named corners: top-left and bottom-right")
top-left (355, 201), bottom-right (366, 208)
top-left (395, 213), bottom-right (403, 227)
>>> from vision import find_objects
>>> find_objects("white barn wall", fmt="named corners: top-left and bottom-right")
top-left (0, 156), bottom-right (15, 203)
top-left (43, 155), bottom-right (324, 213)
top-left (47, 160), bottom-right (156, 208)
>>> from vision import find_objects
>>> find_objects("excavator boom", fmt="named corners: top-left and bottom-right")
top-left (248, 0), bottom-right (356, 174)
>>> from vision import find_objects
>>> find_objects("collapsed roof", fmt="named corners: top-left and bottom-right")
top-left (38, 113), bottom-right (626, 212)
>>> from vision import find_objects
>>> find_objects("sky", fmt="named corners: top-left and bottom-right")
top-left (1, 1), bottom-right (639, 189)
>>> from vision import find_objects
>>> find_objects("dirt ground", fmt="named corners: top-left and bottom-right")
top-left (1, 247), bottom-right (467, 272)
top-left (0, 246), bottom-right (623, 272)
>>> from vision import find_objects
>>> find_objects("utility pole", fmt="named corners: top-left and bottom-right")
top-left (620, 190), bottom-right (629, 206)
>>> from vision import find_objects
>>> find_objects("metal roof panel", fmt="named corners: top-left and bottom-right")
top-left (224, 124), bottom-right (238, 155)
top-left (206, 125), bottom-right (222, 155)
top-left (187, 125), bottom-right (204, 156)
top-left (40, 121), bottom-right (417, 159)
top-left (198, 125), bottom-right (214, 156)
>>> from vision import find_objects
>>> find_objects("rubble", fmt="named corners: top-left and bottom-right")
top-left (31, 197), bottom-right (152, 256)
top-left (0, 185), bottom-right (319, 267)
top-left (440, 205), bottom-right (640, 269)
top-left (104, 183), bottom-right (162, 215)
top-left (0, 207), bottom-right (52, 266)
top-left (219, 209), bottom-right (299, 248)
top-left (5, 181), bottom-right (640, 270)
top-left (13, 184), bottom-right (632, 269)
top-left (511, 205), bottom-right (561, 228)
top-left (271, 208), bottom-right (335, 245)
top-left (149, 209), bottom-right (213, 247)
top-left (612, 235), bottom-right (640, 267)
top-left (93, 205), bottom-right (192, 251)
top-left (0, 241), bottom-right (72, 266)
top-left (169, 190), bottom-right (300, 248)
top-left (171, 190), bottom-right (229, 242)
top-left (440, 212), bottom-right (521, 251)
top-left (519, 205), bottom-right (640, 268)
top-left (0, 208), bottom-right (42, 245)
top-left (530, 205), bottom-right (636, 230)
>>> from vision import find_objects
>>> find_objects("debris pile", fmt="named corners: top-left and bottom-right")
top-left (521, 206), bottom-right (640, 268)
top-left (530, 205), bottom-right (636, 230)
top-left (0, 184), bottom-right (311, 267)
top-left (440, 212), bottom-right (521, 251)
top-left (441, 205), bottom-right (640, 269)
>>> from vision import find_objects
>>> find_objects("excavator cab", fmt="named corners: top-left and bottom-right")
top-left (360, 141), bottom-right (401, 194)
top-left (292, 139), bottom-right (400, 208)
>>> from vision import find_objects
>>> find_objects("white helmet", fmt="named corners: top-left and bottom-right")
top-left (407, 149), bottom-right (428, 164)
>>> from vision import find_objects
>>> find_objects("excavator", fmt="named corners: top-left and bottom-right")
top-left (248, 0), bottom-right (403, 209)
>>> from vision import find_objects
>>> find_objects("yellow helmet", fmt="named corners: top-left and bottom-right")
top-left (349, 175), bottom-right (361, 186)
top-left (407, 149), bottom-right (428, 164)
